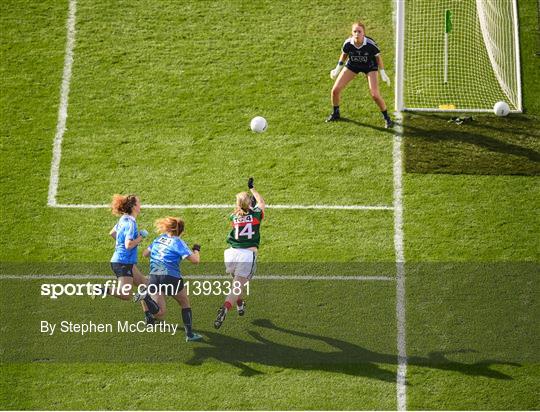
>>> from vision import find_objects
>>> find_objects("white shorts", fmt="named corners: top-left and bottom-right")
top-left (224, 248), bottom-right (257, 279)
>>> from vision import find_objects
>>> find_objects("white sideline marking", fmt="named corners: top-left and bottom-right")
top-left (52, 203), bottom-right (394, 211)
top-left (48, 0), bottom-right (76, 207)
top-left (393, 113), bottom-right (407, 411)
top-left (0, 274), bottom-right (394, 281)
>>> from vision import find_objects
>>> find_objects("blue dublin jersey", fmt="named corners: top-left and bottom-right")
top-left (111, 215), bottom-right (139, 264)
top-left (148, 234), bottom-right (192, 278)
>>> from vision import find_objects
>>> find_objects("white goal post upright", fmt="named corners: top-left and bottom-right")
top-left (395, 0), bottom-right (405, 113)
top-left (395, 0), bottom-right (523, 113)
top-left (511, 0), bottom-right (523, 111)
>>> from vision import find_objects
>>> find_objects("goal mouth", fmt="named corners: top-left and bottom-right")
top-left (395, 0), bottom-right (522, 113)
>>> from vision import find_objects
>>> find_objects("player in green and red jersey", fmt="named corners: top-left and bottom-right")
top-left (214, 177), bottom-right (265, 329)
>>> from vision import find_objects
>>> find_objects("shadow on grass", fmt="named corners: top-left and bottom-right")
top-left (187, 319), bottom-right (519, 382)
top-left (338, 117), bottom-right (396, 134)
top-left (402, 113), bottom-right (540, 176)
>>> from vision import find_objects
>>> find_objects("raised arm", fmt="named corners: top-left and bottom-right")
top-left (248, 177), bottom-right (265, 211)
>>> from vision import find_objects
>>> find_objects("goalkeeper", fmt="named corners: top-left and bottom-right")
top-left (326, 21), bottom-right (394, 128)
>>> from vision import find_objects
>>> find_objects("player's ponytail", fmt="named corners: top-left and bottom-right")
top-left (233, 192), bottom-right (251, 217)
top-left (155, 216), bottom-right (184, 237)
top-left (111, 194), bottom-right (139, 216)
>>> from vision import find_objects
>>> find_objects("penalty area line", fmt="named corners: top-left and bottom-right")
top-left (0, 274), bottom-right (395, 281)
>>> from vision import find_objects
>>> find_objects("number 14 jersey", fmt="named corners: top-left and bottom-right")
top-left (226, 206), bottom-right (264, 249)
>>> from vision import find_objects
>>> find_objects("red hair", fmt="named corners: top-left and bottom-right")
top-left (111, 194), bottom-right (138, 216)
top-left (155, 217), bottom-right (185, 237)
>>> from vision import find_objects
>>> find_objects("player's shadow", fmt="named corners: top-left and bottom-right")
top-left (187, 319), bottom-right (519, 382)
top-left (402, 114), bottom-right (540, 175)
top-left (339, 117), bottom-right (396, 134)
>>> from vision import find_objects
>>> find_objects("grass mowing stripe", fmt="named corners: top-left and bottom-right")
top-left (393, 113), bottom-right (407, 410)
top-left (52, 203), bottom-right (394, 210)
top-left (47, 0), bottom-right (76, 207)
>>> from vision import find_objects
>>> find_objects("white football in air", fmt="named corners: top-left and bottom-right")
top-left (493, 101), bottom-right (510, 117)
top-left (250, 116), bottom-right (268, 133)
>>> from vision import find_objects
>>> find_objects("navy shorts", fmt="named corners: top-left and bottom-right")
top-left (346, 65), bottom-right (378, 74)
top-left (149, 274), bottom-right (184, 296)
top-left (111, 262), bottom-right (134, 278)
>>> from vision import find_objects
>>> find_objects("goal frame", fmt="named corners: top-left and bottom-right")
top-left (395, 0), bottom-right (523, 113)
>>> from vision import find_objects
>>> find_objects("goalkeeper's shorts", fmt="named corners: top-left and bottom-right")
top-left (346, 64), bottom-right (378, 74)
top-left (224, 248), bottom-right (257, 279)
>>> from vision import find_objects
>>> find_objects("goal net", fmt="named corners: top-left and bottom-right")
top-left (396, 0), bottom-right (522, 112)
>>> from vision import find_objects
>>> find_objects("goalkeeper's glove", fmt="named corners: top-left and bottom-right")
top-left (330, 62), bottom-right (344, 80)
top-left (380, 69), bottom-right (391, 86)
top-left (139, 229), bottom-right (148, 238)
top-left (248, 177), bottom-right (254, 189)
top-left (192, 244), bottom-right (201, 252)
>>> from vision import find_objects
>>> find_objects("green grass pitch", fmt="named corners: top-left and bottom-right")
top-left (1, 0), bottom-right (539, 410)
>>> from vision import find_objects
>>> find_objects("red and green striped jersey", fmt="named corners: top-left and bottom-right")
top-left (226, 206), bottom-right (264, 248)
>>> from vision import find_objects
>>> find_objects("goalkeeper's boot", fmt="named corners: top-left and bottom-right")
top-left (325, 112), bottom-right (340, 122)
top-left (237, 300), bottom-right (246, 316)
top-left (186, 332), bottom-right (203, 342)
top-left (214, 306), bottom-right (227, 329)
top-left (385, 118), bottom-right (395, 129)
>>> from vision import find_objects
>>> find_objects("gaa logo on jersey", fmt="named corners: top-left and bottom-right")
top-left (233, 215), bottom-right (253, 224)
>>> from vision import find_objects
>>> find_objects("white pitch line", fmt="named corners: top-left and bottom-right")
top-left (47, 0), bottom-right (77, 207)
top-left (0, 274), bottom-right (394, 281)
top-left (52, 203), bottom-right (394, 211)
top-left (393, 113), bottom-right (407, 411)
top-left (45, 2), bottom-right (392, 214)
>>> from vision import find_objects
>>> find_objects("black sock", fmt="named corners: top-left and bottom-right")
top-left (144, 295), bottom-right (160, 314)
top-left (182, 308), bottom-right (193, 337)
top-left (333, 106), bottom-right (340, 115)
top-left (381, 110), bottom-right (390, 120)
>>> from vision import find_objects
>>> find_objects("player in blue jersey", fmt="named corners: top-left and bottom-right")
top-left (104, 194), bottom-right (160, 324)
top-left (139, 216), bottom-right (203, 342)
top-left (326, 21), bottom-right (394, 128)
top-left (214, 177), bottom-right (265, 329)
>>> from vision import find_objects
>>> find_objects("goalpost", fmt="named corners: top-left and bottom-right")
top-left (395, 0), bottom-right (523, 113)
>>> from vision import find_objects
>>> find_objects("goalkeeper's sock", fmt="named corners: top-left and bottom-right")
top-left (333, 106), bottom-right (340, 115)
top-left (381, 110), bottom-right (390, 120)
top-left (181, 308), bottom-right (193, 337)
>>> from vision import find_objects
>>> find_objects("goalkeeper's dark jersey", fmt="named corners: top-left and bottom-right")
top-left (226, 206), bottom-right (264, 249)
top-left (342, 36), bottom-right (380, 72)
